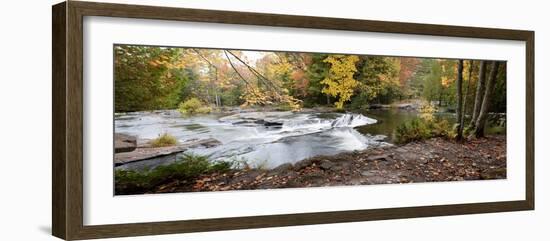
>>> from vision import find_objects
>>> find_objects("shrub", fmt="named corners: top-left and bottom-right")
top-left (394, 118), bottom-right (452, 144)
top-left (115, 154), bottom-right (233, 194)
top-left (149, 133), bottom-right (178, 147)
top-left (178, 98), bottom-right (212, 115)
top-left (394, 119), bottom-right (430, 144)
top-left (428, 119), bottom-right (452, 138)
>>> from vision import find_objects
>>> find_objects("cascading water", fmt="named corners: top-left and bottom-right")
top-left (115, 110), bottom-right (385, 170)
top-left (331, 113), bottom-right (377, 128)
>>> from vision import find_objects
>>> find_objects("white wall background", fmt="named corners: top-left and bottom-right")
top-left (0, 0), bottom-right (547, 240)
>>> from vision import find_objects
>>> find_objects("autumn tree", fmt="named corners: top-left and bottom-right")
top-left (321, 55), bottom-right (360, 109)
top-left (422, 60), bottom-right (443, 104)
top-left (351, 56), bottom-right (401, 108)
top-left (305, 53), bottom-right (331, 106)
top-left (114, 45), bottom-right (190, 112)
top-left (398, 57), bottom-right (421, 99)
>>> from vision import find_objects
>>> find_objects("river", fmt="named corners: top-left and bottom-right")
top-left (114, 109), bottom-right (447, 170)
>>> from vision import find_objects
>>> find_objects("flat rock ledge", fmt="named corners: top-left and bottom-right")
top-left (114, 138), bottom-right (221, 165)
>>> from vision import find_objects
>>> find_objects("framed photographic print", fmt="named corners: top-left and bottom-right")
top-left (52, 1), bottom-right (534, 240)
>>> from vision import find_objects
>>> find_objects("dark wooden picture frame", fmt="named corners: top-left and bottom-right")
top-left (52, 1), bottom-right (534, 240)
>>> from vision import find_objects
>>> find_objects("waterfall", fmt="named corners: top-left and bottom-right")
top-left (331, 113), bottom-right (377, 128)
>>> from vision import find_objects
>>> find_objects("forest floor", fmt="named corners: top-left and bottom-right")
top-left (143, 135), bottom-right (506, 194)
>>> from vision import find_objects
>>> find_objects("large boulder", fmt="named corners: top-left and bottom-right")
top-left (114, 133), bottom-right (137, 153)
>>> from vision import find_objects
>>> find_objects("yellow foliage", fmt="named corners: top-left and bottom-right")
top-left (419, 102), bottom-right (437, 122)
top-left (321, 55), bottom-right (360, 109)
top-left (240, 85), bottom-right (301, 111)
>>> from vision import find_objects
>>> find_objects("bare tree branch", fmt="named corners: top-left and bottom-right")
top-left (226, 50), bottom-right (282, 94)
top-left (223, 50), bottom-right (253, 90)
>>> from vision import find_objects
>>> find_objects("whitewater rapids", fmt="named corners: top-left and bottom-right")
top-left (115, 110), bottom-right (385, 169)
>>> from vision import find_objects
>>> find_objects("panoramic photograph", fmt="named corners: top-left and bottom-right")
top-left (113, 45), bottom-right (507, 195)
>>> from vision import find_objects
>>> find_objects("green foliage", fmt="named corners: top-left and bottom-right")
top-left (355, 56), bottom-right (402, 104)
top-left (114, 45), bottom-right (190, 112)
top-left (491, 62), bottom-right (507, 113)
top-left (419, 59), bottom-right (461, 107)
top-left (485, 125), bottom-right (506, 135)
top-left (219, 85), bottom-right (244, 106)
top-left (149, 133), bottom-right (178, 147)
top-left (394, 119), bottom-right (430, 143)
top-left (178, 98), bottom-right (212, 115)
top-left (304, 53), bottom-right (331, 106)
top-left (115, 154), bottom-right (233, 194)
top-left (394, 117), bottom-right (452, 144)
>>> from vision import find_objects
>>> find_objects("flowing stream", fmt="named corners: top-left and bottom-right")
top-left (115, 110), bottom-right (387, 170)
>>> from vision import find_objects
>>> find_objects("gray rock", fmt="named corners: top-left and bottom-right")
top-left (361, 170), bottom-right (379, 176)
top-left (115, 138), bottom-right (221, 165)
top-left (360, 171), bottom-right (388, 184)
top-left (114, 133), bottom-right (137, 153)
top-left (366, 154), bottom-right (390, 162)
top-left (269, 163), bottom-right (294, 175)
top-left (319, 160), bottom-right (335, 170)
top-left (293, 159), bottom-right (313, 171)
top-left (369, 104), bottom-right (391, 109)
top-left (196, 138), bottom-right (222, 148)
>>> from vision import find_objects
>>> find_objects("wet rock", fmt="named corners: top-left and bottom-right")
top-left (115, 133), bottom-right (137, 153)
top-left (195, 138), bottom-right (222, 148)
top-left (263, 120), bottom-right (283, 127)
top-left (372, 135), bottom-right (387, 142)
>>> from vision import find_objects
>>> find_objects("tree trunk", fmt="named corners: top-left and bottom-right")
top-left (215, 93), bottom-right (220, 107)
top-left (470, 61), bottom-right (487, 127)
top-left (474, 61), bottom-right (500, 137)
top-left (461, 60), bottom-right (474, 127)
top-left (455, 60), bottom-right (464, 141)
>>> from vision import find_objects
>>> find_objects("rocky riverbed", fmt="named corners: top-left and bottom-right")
top-left (135, 135), bottom-right (506, 194)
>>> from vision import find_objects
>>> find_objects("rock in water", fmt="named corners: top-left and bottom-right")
top-left (115, 133), bottom-right (137, 153)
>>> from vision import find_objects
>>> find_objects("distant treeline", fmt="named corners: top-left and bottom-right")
top-left (114, 45), bottom-right (506, 114)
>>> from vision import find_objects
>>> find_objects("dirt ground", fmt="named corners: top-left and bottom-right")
top-left (147, 135), bottom-right (506, 194)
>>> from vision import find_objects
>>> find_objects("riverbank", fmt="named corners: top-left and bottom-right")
top-left (115, 135), bottom-right (506, 195)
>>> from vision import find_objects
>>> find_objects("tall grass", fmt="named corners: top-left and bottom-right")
top-left (150, 133), bottom-right (178, 147)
